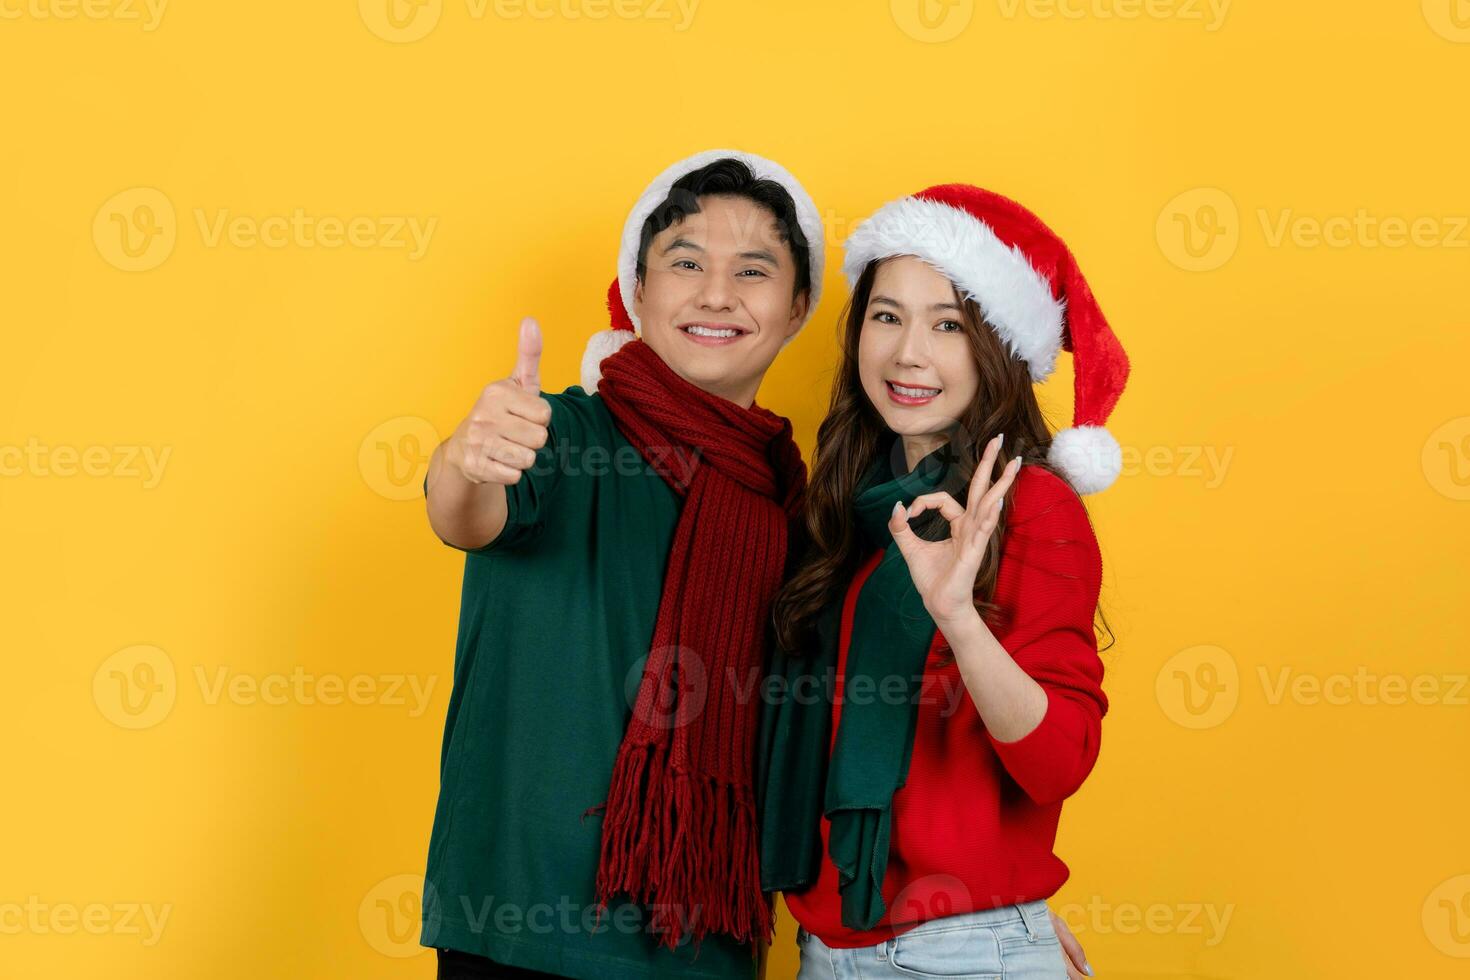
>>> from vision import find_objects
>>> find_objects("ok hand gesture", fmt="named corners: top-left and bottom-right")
top-left (888, 435), bottom-right (1021, 626)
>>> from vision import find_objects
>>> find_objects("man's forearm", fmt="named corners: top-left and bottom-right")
top-left (426, 438), bottom-right (509, 551)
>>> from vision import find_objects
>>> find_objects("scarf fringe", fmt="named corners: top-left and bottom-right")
top-left (594, 740), bottom-right (774, 953)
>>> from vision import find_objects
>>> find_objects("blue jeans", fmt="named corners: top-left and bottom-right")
top-left (795, 900), bottom-right (1067, 980)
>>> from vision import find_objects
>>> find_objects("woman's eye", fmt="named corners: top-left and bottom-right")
top-left (872, 311), bottom-right (900, 324)
top-left (937, 320), bottom-right (963, 333)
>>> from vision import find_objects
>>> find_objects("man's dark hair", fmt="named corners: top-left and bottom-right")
top-left (635, 158), bottom-right (811, 299)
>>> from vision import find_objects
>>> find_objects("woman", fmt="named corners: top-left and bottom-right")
top-left (759, 184), bottom-right (1130, 980)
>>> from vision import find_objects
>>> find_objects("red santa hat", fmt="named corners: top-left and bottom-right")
top-left (842, 184), bottom-right (1131, 495)
top-left (582, 149), bottom-right (826, 392)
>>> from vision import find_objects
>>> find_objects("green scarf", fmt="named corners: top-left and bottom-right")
top-left (758, 443), bottom-right (955, 931)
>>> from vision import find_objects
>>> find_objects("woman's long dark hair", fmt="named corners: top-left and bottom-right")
top-left (771, 257), bottom-right (1113, 659)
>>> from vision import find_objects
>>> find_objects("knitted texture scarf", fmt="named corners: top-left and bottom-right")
top-left (758, 445), bottom-right (952, 931)
top-left (589, 339), bottom-right (807, 952)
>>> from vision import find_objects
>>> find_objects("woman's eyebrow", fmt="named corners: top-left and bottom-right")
top-left (870, 294), bottom-right (906, 310)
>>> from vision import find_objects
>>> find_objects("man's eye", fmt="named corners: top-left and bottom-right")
top-left (738, 269), bottom-right (769, 278)
top-left (674, 260), bottom-right (701, 271)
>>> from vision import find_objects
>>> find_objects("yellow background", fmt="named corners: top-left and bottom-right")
top-left (3, 1), bottom-right (1468, 977)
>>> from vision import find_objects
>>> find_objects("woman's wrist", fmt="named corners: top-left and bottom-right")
top-left (933, 604), bottom-right (988, 650)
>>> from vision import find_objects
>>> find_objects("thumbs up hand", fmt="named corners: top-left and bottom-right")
top-left (447, 317), bottom-right (553, 486)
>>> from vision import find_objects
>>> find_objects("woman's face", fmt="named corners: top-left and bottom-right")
top-left (633, 194), bottom-right (808, 407)
top-left (857, 255), bottom-right (981, 445)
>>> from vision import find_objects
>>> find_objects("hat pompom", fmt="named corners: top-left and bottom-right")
top-left (1048, 425), bottom-right (1122, 496)
top-left (581, 329), bottom-right (636, 392)
top-left (581, 278), bottom-right (638, 391)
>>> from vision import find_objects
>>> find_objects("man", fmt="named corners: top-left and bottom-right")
top-left (421, 150), bottom-right (823, 980)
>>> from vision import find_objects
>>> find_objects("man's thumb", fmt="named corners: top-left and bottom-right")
top-left (513, 316), bottom-right (542, 394)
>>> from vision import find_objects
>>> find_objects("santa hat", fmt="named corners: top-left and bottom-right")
top-left (842, 184), bottom-right (1131, 495)
top-left (581, 149), bottom-right (826, 392)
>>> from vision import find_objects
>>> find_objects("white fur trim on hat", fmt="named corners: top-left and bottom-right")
top-left (615, 149), bottom-right (825, 333)
top-left (841, 196), bottom-right (1064, 382)
top-left (1048, 425), bottom-right (1122, 495)
top-left (580, 327), bottom-right (637, 392)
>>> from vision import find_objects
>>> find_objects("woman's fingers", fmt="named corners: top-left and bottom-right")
top-left (978, 457), bottom-right (1021, 519)
top-left (1049, 908), bottom-right (1091, 978)
top-left (967, 433), bottom-right (1004, 513)
top-left (907, 491), bottom-right (965, 522)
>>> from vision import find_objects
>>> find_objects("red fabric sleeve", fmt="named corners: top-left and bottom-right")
top-left (985, 466), bottom-right (1108, 806)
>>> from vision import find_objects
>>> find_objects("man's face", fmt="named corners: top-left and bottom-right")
top-left (633, 194), bottom-right (808, 407)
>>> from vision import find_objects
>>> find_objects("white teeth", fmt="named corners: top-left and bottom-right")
top-left (686, 325), bottom-right (740, 338)
top-left (891, 383), bottom-right (940, 397)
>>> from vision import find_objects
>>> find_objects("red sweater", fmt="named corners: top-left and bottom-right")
top-left (784, 465), bottom-right (1107, 948)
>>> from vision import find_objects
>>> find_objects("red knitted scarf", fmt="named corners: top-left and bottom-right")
top-left (588, 339), bottom-right (806, 952)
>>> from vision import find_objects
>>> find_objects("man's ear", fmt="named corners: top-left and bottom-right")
top-left (785, 288), bottom-right (810, 338)
top-left (632, 277), bottom-right (645, 317)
